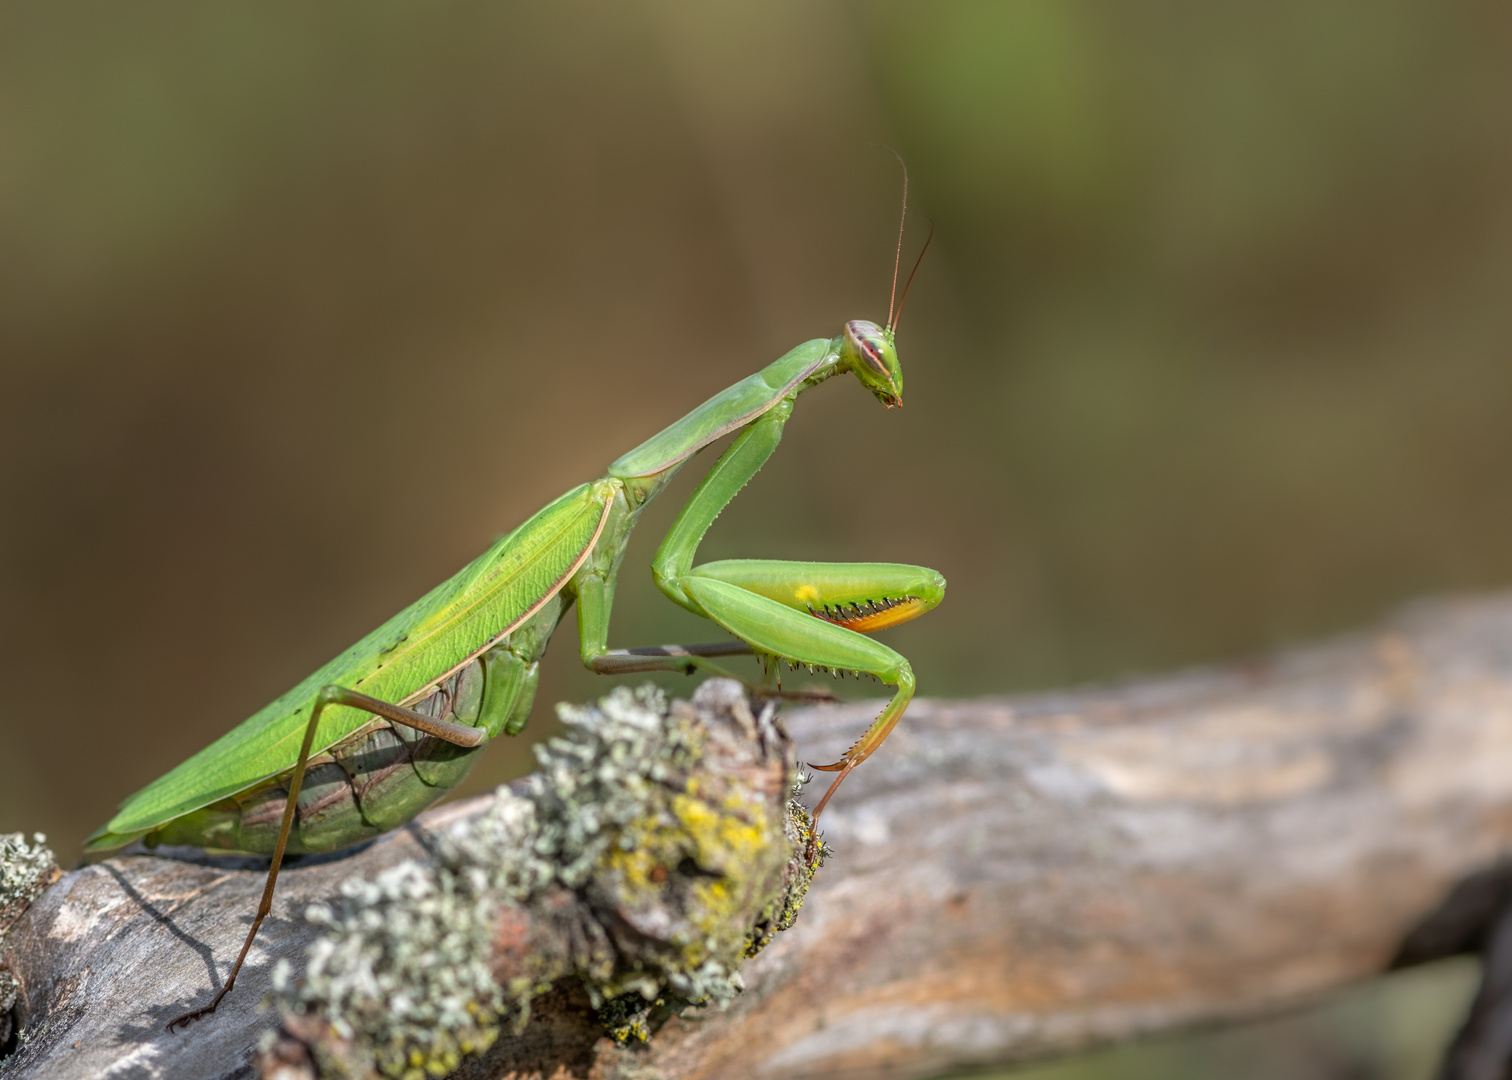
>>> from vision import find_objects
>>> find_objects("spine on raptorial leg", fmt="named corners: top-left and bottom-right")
top-left (687, 561), bottom-right (946, 631)
top-left (831, 663), bottom-right (915, 770)
top-left (807, 664), bottom-right (915, 822)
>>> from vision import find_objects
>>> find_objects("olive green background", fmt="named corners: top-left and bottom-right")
top-left (2, 4), bottom-right (1509, 1076)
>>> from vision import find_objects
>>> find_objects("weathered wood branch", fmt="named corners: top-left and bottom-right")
top-left (7, 594), bottom-right (1512, 1079)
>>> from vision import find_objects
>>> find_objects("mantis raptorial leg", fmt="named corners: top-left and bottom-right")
top-left (579, 395), bottom-right (938, 827)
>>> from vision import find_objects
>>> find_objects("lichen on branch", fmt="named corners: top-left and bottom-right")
top-left (0, 832), bottom-right (58, 1056)
top-left (266, 680), bottom-right (821, 1079)
top-left (0, 834), bottom-right (59, 944)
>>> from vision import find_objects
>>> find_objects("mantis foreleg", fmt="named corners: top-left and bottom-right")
top-left (580, 386), bottom-right (943, 827)
top-left (677, 573), bottom-right (919, 819)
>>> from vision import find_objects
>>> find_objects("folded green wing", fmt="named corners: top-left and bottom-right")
top-left (89, 482), bottom-right (611, 850)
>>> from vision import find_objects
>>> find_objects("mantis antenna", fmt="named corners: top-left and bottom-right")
top-left (885, 148), bottom-right (909, 330)
top-left (876, 145), bottom-right (932, 334)
top-left (889, 220), bottom-right (933, 335)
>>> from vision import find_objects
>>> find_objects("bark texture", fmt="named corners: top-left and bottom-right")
top-left (7, 595), bottom-right (1512, 1079)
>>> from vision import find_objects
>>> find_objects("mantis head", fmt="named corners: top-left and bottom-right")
top-left (841, 319), bottom-right (902, 408)
top-left (841, 152), bottom-right (930, 409)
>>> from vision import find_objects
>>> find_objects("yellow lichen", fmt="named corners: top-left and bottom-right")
top-left (604, 844), bottom-right (660, 893)
top-left (282, 683), bottom-right (816, 1069)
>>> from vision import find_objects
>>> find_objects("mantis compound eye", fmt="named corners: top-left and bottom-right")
top-left (842, 319), bottom-right (903, 407)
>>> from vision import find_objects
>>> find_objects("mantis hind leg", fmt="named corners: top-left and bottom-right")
top-left (165, 687), bottom-right (487, 1032)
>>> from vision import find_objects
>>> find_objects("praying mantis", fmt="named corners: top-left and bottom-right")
top-left (84, 196), bottom-right (944, 1032)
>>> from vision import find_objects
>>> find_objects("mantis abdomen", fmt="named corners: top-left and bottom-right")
top-left (143, 601), bottom-right (559, 855)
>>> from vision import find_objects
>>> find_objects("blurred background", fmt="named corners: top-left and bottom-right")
top-left (3, 2), bottom-right (1511, 1076)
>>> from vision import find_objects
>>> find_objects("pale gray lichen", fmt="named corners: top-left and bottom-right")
top-left (0, 833), bottom-right (59, 942)
top-left (1, 832), bottom-right (56, 1056)
top-left (273, 682), bottom-right (817, 1079)
top-left (274, 858), bottom-right (510, 1077)
top-left (0, 968), bottom-right (18, 1052)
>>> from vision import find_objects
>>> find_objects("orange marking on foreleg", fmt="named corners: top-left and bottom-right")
top-left (810, 595), bottom-right (928, 634)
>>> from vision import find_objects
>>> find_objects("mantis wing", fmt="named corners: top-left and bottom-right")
top-left (89, 481), bottom-right (614, 850)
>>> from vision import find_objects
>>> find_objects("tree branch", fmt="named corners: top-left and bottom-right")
top-left (7, 595), bottom-right (1512, 1079)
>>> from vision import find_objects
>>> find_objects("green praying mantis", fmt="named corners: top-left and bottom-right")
top-left (85, 195), bottom-right (944, 1032)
